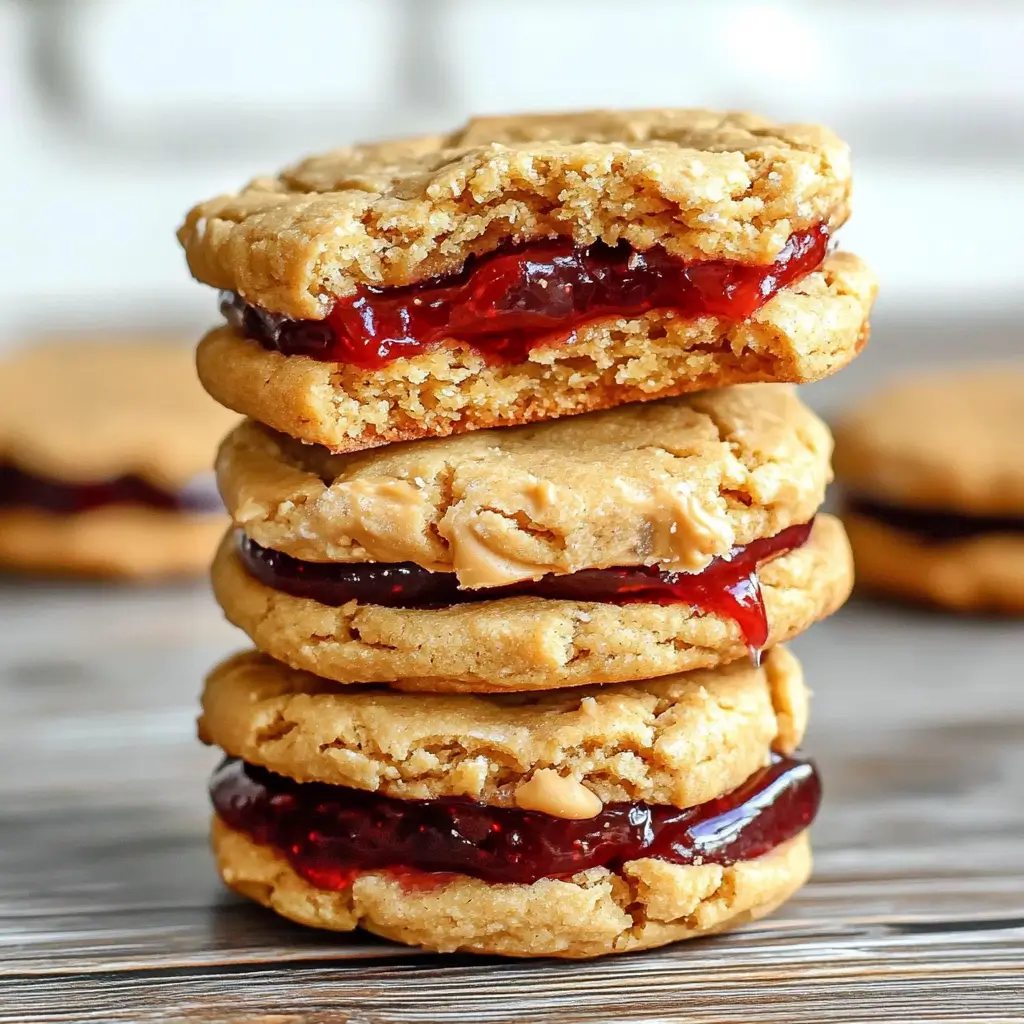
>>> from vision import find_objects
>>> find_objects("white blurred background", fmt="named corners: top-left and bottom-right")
top-left (1, 0), bottom-right (1022, 405)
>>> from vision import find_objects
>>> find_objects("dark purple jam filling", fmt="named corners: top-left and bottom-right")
top-left (221, 225), bottom-right (830, 368)
top-left (235, 520), bottom-right (814, 652)
top-left (0, 463), bottom-right (222, 515)
top-left (211, 754), bottom-right (820, 889)
top-left (849, 497), bottom-right (1024, 543)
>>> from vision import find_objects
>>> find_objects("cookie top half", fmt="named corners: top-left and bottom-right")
top-left (0, 341), bottom-right (238, 488)
top-left (218, 384), bottom-right (832, 585)
top-left (200, 645), bottom-right (807, 810)
top-left (833, 366), bottom-right (1024, 515)
top-left (179, 109), bottom-right (851, 319)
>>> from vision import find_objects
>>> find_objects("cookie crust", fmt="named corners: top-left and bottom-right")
top-left (198, 251), bottom-right (874, 453)
top-left (200, 646), bottom-right (807, 808)
top-left (844, 510), bottom-right (1024, 613)
top-left (212, 817), bottom-right (810, 958)
top-left (0, 507), bottom-right (225, 579)
top-left (217, 385), bottom-right (832, 582)
top-left (0, 341), bottom-right (238, 489)
top-left (179, 109), bottom-right (851, 319)
top-left (210, 514), bottom-right (852, 692)
top-left (833, 367), bottom-right (1024, 516)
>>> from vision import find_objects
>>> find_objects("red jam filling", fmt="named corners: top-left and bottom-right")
top-left (0, 463), bottom-right (222, 515)
top-left (211, 754), bottom-right (820, 889)
top-left (222, 225), bottom-right (829, 369)
top-left (849, 496), bottom-right (1024, 542)
top-left (236, 519), bottom-right (813, 653)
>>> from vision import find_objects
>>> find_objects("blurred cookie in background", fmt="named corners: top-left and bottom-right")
top-left (0, 340), bottom-right (238, 579)
top-left (833, 366), bottom-right (1024, 613)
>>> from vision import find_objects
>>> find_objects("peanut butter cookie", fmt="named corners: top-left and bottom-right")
top-left (217, 385), bottom-right (833, 586)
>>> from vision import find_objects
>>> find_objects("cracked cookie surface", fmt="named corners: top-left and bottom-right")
top-left (211, 514), bottom-right (852, 692)
top-left (197, 251), bottom-right (874, 452)
top-left (218, 384), bottom-right (832, 584)
top-left (179, 108), bottom-right (851, 318)
top-left (200, 646), bottom-right (806, 808)
top-left (212, 817), bottom-right (810, 958)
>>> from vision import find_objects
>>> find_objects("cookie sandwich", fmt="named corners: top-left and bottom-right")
top-left (212, 385), bottom-right (852, 690)
top-left (835, 366), bottom-right (1024, 612)
top-left (201, 646), bottom-right (818, 958)
top-left (180, 109), bottom-right (876, 452)
top-left (0, 341), bottom-right (237, 578)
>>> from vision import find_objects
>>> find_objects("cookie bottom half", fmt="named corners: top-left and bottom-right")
top-left (212, 817), bottom-right (811, 959)
top-left (845, 511), bottom-right (1024, 614)
top-left (0, 507), bottom-right (226, 579)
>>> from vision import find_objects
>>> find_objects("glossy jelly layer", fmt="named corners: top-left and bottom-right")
top-left (0, 463), bottom-right (222, 515)
top-left (211, 754), bottom-right (820, 889)
top-left (222, 225), bottom-right (829, 368)
top-left (236, 520), bottom-right (813, 652)
top-left (849, 497), bottom-right (1024, 542)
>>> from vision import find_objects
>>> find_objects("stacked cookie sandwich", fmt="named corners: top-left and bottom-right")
top-left (181, 110), bottom-right (876, 958)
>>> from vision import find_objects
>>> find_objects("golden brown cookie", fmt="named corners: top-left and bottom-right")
top-left (0, 341), bottom-right (238, 578)
top-left (834, 366), bottom-right (1024, 611)
top-left (210, 514), bottom-right (852, 691)
top-left (200, 645), bottom-right (807, 808)
top-left (197, 251), bottom-right (874, 452)
top-left (212, 818), bottom-right (811, 958)
top-left (217, 385), bottom-right (833, 585)
top-left (180, 109), bottom-right (852, 314)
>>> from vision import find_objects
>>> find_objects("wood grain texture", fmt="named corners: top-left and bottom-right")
top-left (0, 577), bottom-right (1022, 1023)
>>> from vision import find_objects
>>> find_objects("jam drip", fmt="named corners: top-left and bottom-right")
top-left (223, 225), bottom-right (829, 369)
top-left (850, 497), bottom-right (1024, 543)
top-left (211, 754), bottom-right (820, 889)
top-left (0, 463), bottom-right (222, 515)
top-left (237, 520), bottom-right (813, 651)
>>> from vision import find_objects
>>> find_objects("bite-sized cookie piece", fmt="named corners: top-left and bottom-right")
top-left (181, 110), bottom-right (873, 451)
top-left (0, 341), bottom-right (239, 578)
top-left (834, 366), bottom-right (1024, 612)
top-left (200, 646), bottom-right (808, 809)
top-left (211, 514), bottom-right (852, 691)
top-left (218, 385), bottom-right (833, 585)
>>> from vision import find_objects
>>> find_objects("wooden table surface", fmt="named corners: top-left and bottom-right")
top-left (1, 576), bottom-right (1022, 1023)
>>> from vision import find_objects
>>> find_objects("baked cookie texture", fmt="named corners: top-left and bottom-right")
top-left (0, 341), bottom-right (239, 488)
top-left (179, 109), bottom-right (852, 318)
top-left (218, 384), bottom-right (833, 583)
top-left (200, 646), bottom-right (807, 808)
top-left (197, 251), bottom-right (875, 452)
top-left (843, 512), bottom-right (1024, 613)
top-left (213, 817), bottom-right (810, 958)
top-left (210, 514), bottom-right (852, 692)
top-left (833, 367), bottom-right (1024, 515)
top-left (0, 507), bottom-right (225, 579)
